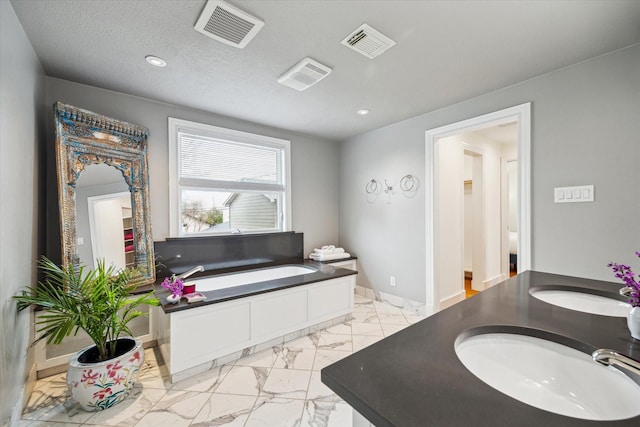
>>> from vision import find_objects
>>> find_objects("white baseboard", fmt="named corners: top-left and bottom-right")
top-left (439, 291), bottom-right (465, 310)
top-left (483, 273), bottom-right (508, 289)
top-left (355, 285), bottom-right (427, 316)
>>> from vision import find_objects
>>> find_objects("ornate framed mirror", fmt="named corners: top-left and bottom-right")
top-left (54, 102), bottom-right (155, 284)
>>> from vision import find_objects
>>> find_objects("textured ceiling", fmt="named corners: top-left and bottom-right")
top-left (10, 0), bottom-right (640, 141)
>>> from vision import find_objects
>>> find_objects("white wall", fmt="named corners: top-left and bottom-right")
top-left (339, 43), bottom-right (640, 303)
top-left (44, 78), bottom-right (341, 256)
top-left (463, 182), bottom-right (472, 272)
top-left (434, 137), bottom-right (464, 303)
top-left (0, 0), bottom-right (45, 424)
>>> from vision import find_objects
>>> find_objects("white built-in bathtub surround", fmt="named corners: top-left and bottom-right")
top-left (356, 284), bottom-right (428, 316)
top-left (163, 313), bottom-right (352, 384)
top-left (154, 267), bottom-right (356, 383)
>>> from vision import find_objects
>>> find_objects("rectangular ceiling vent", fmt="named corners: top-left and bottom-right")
top-left (277, 58), bottom-right (332, 91)
top-left (194, 0), bottom-right (264, 48)
top-left (341, 23), bottom-right (396, 59)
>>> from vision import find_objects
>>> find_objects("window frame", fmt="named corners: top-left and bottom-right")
top-left (168, 117), bottom-right (291, 237)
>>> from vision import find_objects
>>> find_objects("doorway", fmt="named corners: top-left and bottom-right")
top-left (87, 191), bottom-right (131, 270)
top-left (424, 103), bottom-right (531, 314)
top-left (463, 147), bottom-right (484, 297)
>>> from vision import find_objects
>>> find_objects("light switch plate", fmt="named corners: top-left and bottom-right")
top-left (554, 185), bottom-right (594, 203)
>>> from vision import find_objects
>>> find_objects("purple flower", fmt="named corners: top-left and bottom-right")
top-left (161, 277), bottom-right (184, 297)
top-left (608, 251), bottom-right (640, 307)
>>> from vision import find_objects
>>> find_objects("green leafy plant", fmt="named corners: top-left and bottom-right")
top-left (13, 257), bottom-right (159, 362)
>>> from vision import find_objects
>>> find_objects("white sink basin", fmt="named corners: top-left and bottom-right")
top-left (530, 288), bottom-right (631, 317)
top-left (455, 332), bottom-right (640, 420)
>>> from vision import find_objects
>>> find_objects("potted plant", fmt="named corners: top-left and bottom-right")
top-left (608, 251), bottom-right (640, 340)
top-left (13, 257), bottom-right (160, 411)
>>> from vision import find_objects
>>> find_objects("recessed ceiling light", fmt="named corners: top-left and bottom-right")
top-left (357, 109), bottom-right (370, 116)
top-left (145, 55), bottom-right (167, 67)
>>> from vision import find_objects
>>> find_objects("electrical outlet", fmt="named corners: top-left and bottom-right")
top-left (390, 276), bottom-right (396, 287)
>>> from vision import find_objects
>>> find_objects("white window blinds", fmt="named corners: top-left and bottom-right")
top-left (178, 132), bottom-right (282, 186)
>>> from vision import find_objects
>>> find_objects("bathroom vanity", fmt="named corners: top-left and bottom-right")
top-left (321, 271), bottom-right (640, 426)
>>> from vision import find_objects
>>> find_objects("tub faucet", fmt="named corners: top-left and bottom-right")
top-left (593, 349), bottom-right (640, 376)
top-left (174, 265), bottom-right (204, 281)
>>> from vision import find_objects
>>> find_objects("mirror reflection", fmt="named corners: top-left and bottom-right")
top-left (75, 164), bottom-right (133, 270)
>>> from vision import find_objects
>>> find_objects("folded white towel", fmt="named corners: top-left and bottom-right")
top-left (310, 252), bottom-right (351, 262)
top-left (313, 247), bottom-right (345, 255)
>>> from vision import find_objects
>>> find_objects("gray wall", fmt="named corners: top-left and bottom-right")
top-left (340, 43), bottom-right (640, 303)
top-left (45, 78), bottom-right (341, 257)
top-left (0, 0), bottom-right (45, 424)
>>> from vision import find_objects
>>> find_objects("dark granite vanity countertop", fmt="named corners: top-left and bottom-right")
top-left (321, 271), bottom-right (640, 427)
top-left (155, 259), bottom-right (357, 314)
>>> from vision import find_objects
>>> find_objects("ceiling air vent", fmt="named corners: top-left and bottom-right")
top-left (341, 23), bottom-right (396, 59)
top-left (277, 58), bottom-right (332, 91)
top-left (194, 0), bottom-right (264, 48)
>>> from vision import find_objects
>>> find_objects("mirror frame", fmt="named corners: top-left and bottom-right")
top-left (54, 102), bottom-right (155, 285)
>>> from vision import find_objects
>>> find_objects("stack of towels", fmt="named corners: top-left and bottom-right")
top-left (309, 245), bottom-right (351, 262)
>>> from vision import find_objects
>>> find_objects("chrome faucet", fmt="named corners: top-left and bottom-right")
top-left (173, 265), bottom-right (204, 281)
top-left (592, 349), bottom-right (640, 376)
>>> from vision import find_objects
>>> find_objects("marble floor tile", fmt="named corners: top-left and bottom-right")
top-left (170, 364), bottom-right (233, 393)
top-left (381, 323), bottom-right (410, 337)
top-left (134, 389), bottom-right (211, 427)
top-left (233, 346), bottom-right (281, 369)
top-left (317, 333), bottom-right (352, 352)
top-left (373, 301), bottom-right (404, 314)
top-left (22, 376), bottom-right (71, 421)
top-left (273, 347), bottom-right (316, 370)
top-left (83, 387), bottom-right (167, 426)
top-left (18, 422), bottom-right (83, 426)
top-left (215, 366), bottom-right (269, 396)
top-left (377, 312), bottom-right (410, 325)
top-left (350, 310), bottom-right (379, 323)
top-left (351, 322), bottom-right (384, 336)
top-left (36, 372), bottom-right (66, 384)
top-left (306, 372), bottom-right (342, 403)
top-left (26, 398), bottom-right (95, 425)
top-left (312, 350), bottom-right (352, 371)
top-left (244, 396), bottom-right (305, 427)
top-left (284, 333), bottom-right (320, 349)
top-left (352, 302), bottom-right (375, 313)
top-left (191, 393), bottom-right (257, 427)
top-left (404, 313), bottom-right (428, 324)
top-left (322, 322), bottom-right (352, 335)
top-left (261, 368), bottom-right (311, 399)
top-left (352, 335), bottom-right (384, 352)
top-left (21, 295), bottom-right (423, 426)
top-left (301, 399), bottom-right (353, 427)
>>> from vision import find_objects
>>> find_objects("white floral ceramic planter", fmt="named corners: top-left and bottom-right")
top-left (67, 337), bottom-right (144, 411)
top-left (628, 307), bottom-right (640, 340)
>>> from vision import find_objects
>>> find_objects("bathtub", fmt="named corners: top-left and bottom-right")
top-left (153, 262), bottom-right (357, 383)
top-left (190, 265), bottom-right (317, 292)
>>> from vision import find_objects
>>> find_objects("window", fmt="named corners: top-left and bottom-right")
top-left (168, 118), bottom-right (291, 237)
